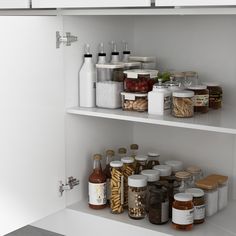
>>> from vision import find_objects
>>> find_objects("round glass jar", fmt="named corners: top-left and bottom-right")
top-left (185, 188), bottom-right (205, 224)
top-left (171, 72), bottom-right (185, 87)
top-left (187, 85), bottom-right (209, 113)
top-left (128, 175), bottom-right (148, 219)
top-left (110, 161), bottom-right (124, 214)
top-left (117, 147), bottom-right (127, 160)
top-left (165, 77), bottom-right (181, 93)
top-left (135, 155), bottom-right (148, 174)
top-left (172, 90), bottom-right (195, 118)
top-left (153, 165), bottom-right (172, 181)
top-left (124, 69), bottom-right (158, 93)
top-left (172, 193), bottom-right (194, 231)
top-left (130, 144), bottom-right (139, 158)
top-left (186, 166), bottom-right (203, 187)
top-left (146, 152), bottom-right (160, 169)
top-left (165, 160), bottom-right (184, 175)
top-left (184, 71), bottom-right (199, 87)
top-left (175, 171), bottom-right (192, 193)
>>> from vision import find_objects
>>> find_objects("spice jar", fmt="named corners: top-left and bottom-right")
top-left (195, 179), bottom-right (218, 217)
top-left (185, 188), bottom-right (205, 224)
top-left (175, 171), bottom-right (192, 193)
top-left (110, 161), bottom-right (124, 214)
top-left (172, 91), bottom-right (194, 118)
top-left (141, 169), bottom-right (160, 212)
top-left (130, 144), bottom-right (139, 158)
top-left (188, 85), bottom-right (209, 113)
top-left (121, 157), bottom-right (135, 208)
top-left (153, 165), bottom-right (172, 181)
top-left (135, 155), bottom-right (148, 174)
top-left (128, 175), bottom-right (148, 219)
top-left (117, 147), bottom-right (127, 160)
top-left (146, 152), bottom-right (160, 169)
top-left (148, 187), bottom-right (169, 225)
top-left (186, 166), bottom-right (203, 188)
top-left (165, 160), bottom-right (184, 175)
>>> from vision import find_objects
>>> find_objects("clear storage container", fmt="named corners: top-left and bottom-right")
top-left (129, 56), bottom-right (157, 70)
top-left (184, 71), bottom-right (199, 87)
top-left (121, 92), bottom-right (148, 112)
top-left (186, 166), bottom-right (203, 187)
top-left (175, 171), bottom-right (192, 193)
top-left (146, 152), bottom-right (160, 169)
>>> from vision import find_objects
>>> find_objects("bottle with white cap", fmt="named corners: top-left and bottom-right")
top-left (153, 165), bottom-right (172, 181)
top-left (165, 160), bottom-right (184, 175)
top-left (146, 152), bottom-right (160, 169)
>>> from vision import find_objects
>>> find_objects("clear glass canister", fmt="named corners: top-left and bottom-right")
top-left (146, 152), bottom-right (160, 169)
top-left (128, 175), bottom-right (148, 219)
top-left (153, 165), bottom-right (172, 181)
top-left (141, 169), bottom-right (160, 212)
top-left (184, 71), bottom-right (199, 87)
top-left (165, 160), bottom-right (184, 175)
top-left (175, 171), bottom-right (192, 193)
top-left (118, 147), bottom-right (127, 160)
top-left (165, 76), bottom-right (181, 93)
top-left (130, 144), bottom-right (139, 158)
top-left (110, 161), bottom-right (124, 214)
top-left (172, 90), bottom-right (195, 118)
top-left (171, 72), bottom-right (185, 87)
top-left (186, 166), bottom-right (203, 187)
top-left (135, 155), bottom-right (148, 174)
top-left (121, 157), bottom-right (135, 208)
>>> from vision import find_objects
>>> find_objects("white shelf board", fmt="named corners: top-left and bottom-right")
top-left (67, 199), bottom-right (236, 236)
top-left (67, 106), bottom-right (236, 135)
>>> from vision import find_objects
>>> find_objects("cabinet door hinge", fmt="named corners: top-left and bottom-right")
top-left (59, 176), bottom-right (80, 196)
top-left (56, 31), bottom-right (78, 49)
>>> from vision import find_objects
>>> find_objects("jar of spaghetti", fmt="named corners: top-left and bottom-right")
top-left (153, 165), bottom-right (172, 181)
top-left (172, 193), bottom-right (194, 231)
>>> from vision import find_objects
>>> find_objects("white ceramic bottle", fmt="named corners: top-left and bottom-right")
top-left (79, 44), bottom-right (96, 108)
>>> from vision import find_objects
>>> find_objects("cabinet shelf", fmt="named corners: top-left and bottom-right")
top-left (67, 200), bottom-right (236, 236)
top-left (67, 106), bottom-right (236, 134)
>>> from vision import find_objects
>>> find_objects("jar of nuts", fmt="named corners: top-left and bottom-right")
top-left (110, 161), bottom-right (124, 214)
top-left (128, 175), bottom-right (148, 219)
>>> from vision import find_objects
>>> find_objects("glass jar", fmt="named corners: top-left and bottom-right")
top-left (187, 85), bottom-right (209, 113)
top-left (121, 157), bottom-right (135, 208)
top-left (165, 76), bottom-right (181, 93)
top-left (195, 179), bottom-right (218, 217)
top-left (172, 91), bottom-right (195, 118)
top-left (129, 56), bottom-right (157, 70)
top-left (130, 144), bottom-right (139, 158)
top-left (110, 161), bottom-right (124, 214)
top-left (117, 147), bottom-right (127, 160)
top-left (172, 193), bottom-right (194, 231)
top-left (153, 165), bottom-right (172, 181)
top-left (165, 160), bottom-right (184, 175)
top-left (185, 188), bottom-right (205, 224)
top-left (184, 71), bottom-right (199, 87)
top-left (121, 92), bottom-right (148, 112)
top-left (148, 187), bottom-right (169, 225)
top-left (146, 152), bottom-right (160, 169)
top-left (171, 72), bottom-right (185, 87)
top-left (175, 171), bottom-right (192, 193)
top-left (128, 175), bottom-right (148, 219)
top-left (124, 69), bottom-right (158, 93)
top-left (186, 166), bottom-right (203, 187)
top-left (141, 169), bottom-right (160, 212)
top-left (135, 155), bottom-right (148, 174)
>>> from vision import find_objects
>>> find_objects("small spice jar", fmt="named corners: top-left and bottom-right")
top-left (121, 157), bottom-right (135, 208)
top-left (186, 166), bottom-right (203, 188)
top-left (187, 85), bottom-right (209, 113)
top-left (110, 161), bottom-right (124, 214)
top-left (146, 152), bottom-right (160, 169)
top-left (135, 155), bottom-right (148, 174)
top-left (172, 193), bottom-right (194, 231)
top-left (148, 187), bottom-right (169, 225)
top-left (153, 165), bottom-right (172, 181)
top-left (185, 188), bottom-right (205, 224)
top-left (165, 160), bottom-right (184, 175)
top-left (175, 171), bottom-right (192, 193)
top-left (195, 179), bottom-right (218, 217)
top-left (128, 175), bottom-right (148, 219)
top-left (141, 169), bottom-right (160, 212)
top-left (172, 91), bottom-right (195, 118)
top-left (130, 144), bottom-right (139, 158)
top-left (117, 147), bottom-right (127, 160)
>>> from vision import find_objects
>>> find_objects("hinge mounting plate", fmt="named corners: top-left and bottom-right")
top-left (56, 31), bottom-right (78, 49)
top-left (59, 176), bottom-right (80, 196)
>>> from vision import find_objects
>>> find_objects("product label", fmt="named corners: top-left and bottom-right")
top-left (106, 179), bottom-right (111, 201)
top-left (172, 208), bottom-right (194, 225)
top-left (194, 94), bottom-right (209, 107)
top-left (128, 187), bottom-right (146, 209)
top-left (164, 96), bottom-right (171, 110)
top-left (161, 201), bottom-right (169, 223)
top-left (194, 204), bottom-right (205, 220)
top-left (88, 182), bottom-right (106, 205)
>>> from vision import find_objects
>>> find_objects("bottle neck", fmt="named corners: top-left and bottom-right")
top-left (98, 56), bottom-right (106, 64)
top-left (93, 159), bottom-right (102, 172)
top-left (84, 57), bottom-right (93, 63)
top-left (111, 55), bottom-right (120, 63)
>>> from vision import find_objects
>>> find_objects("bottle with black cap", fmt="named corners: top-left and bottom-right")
top-left (122, 41), bottom-right (130, 63)
top-left (110, 41), bottom-right (120, 64)
top-left (97, 42), bottom-right (108, 82)
top-left (79, 44), bottom-right (96, 108)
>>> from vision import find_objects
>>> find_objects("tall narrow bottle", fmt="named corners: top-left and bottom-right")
top-left (110, 41), bottom-right (120, 64)
top-left (122, 41), bottom-right (130, 62)
top-left (88, 154), bottom-right (107, 209)
top-left (79, 44), bottom-right (96, 107)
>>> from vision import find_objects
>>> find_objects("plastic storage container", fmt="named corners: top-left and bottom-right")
top-left (184, 71), bottom-right (199, 87)
top-left (117, 147), bottom-right (127, 160)
top-left (129, 56), bottom-right (157, 70)
top-left (135, 155), bottom-right (148, 174)
top-left (121, 92), bottom-right (148, 112)
top-left (130, 144), bottom-right (139, 158)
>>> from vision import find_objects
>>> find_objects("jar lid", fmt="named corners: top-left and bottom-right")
top-left (165, 160), bottom-right (184, 172)
top-left (202, 82), bottom-right (221, 87)
top-left (206, 174), bottom-right (228, 185)
top-left (173, 90), bottom-right (194, 98)
top-left (148, 152), bottom-right (160, 158)
top-left (110, 161), bottom-right (123, 168)
top-left (135, 155), bottom-right (148, 161)
top-left (186, 166), bottom-right (202, 174)
top-left (93, 154), bottom-right (102, 160)
top-left (184, 71), bottom-right (198, 77)
top-left (106, 150), bottom-right (115, 156)
top-left (153, 80), bottom-right (168, 90)
top-left (128, 175), bottom-right (148, 187)
top-left (175, 171), bottom-right (191, 179)
top-left (124, 69), bottom-right (158, 79)
top-left (185, 188), bottom-right (204, 197)
top-left (174, 193), bottom-right (193, 202)
top-left (188, 85), bottom-right (207, 90)
top-left (165, 77), bottom-right (180, 87)
top-left (121, 157), bottom-right (134, 164)
top-left (141, 169), bottom-right (160, 182)
top-left (96, 63), bottom-right (124, 69)
top-left (118, 147), bottom-right (127, 154)
top-left (130, 144), bottom-right (139, 150)
top-left (195, 179), bottom-right (218, 190)
top-left (153, 165), bottom-right (172, 177)
top-left (171, 72), bottom-right (185, 78)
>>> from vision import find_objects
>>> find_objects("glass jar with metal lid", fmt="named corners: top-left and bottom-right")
top-left (175, 171), bottom-right (192, 193)
top-left (135, 155), bottom-right (148, 174)
top-left (185, 188), bottom-right (205, 224)
top-left (153, 165), bottom-right (172, 181)
top-left (165, 160), bottom-right (184, 175)
top-left (146, 152), bottom-right (160, 169)
top-left (186, 166), bottom-right (203, 187)
top-left (165, 76), bottom-right (181, 93)
top-left (128, 175), bottom-right (148, 219)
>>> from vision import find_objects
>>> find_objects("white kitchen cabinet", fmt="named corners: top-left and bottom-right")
top-left (0, 0), bottom-right (30, 8)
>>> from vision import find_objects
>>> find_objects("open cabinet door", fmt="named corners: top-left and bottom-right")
top-left (0, 16), bottom-right (65, 236)
top-left (155, 0), bottom-right (236, 6)
top-left (0, 0), bottom-right (30, 8)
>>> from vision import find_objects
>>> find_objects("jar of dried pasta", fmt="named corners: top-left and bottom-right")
top-left (172, 91), bottom-right (194, 118)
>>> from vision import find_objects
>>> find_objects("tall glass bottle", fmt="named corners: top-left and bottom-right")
top-left (88, 154), bottom-right (107, 209)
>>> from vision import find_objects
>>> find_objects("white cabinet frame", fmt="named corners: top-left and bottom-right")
top-left (156, 0), bottom-right (236, 6)
top-left (0, 0), bottom-right (30, 8)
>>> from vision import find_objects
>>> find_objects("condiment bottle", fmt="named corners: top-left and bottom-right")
top-left (146, 152), bottom-right (160, 169)
top-left (165, 160), bottom-right (184, 175)
top-left (103, 150), bottom-right (115, 205)
top-left (122, 41), bottom-right (130, 63)
top-left (110, 41), bottom-right (120, 64)
top-left (118, 147), bottom-right (127, 160)
top-left (135, 155), bottom-right (148, 174)
top-left (128, 175), bottom-right (148, 220)
top-left (175, 171), bottom-right (192, 193)
top-left (110, 161), bottom-right (124, 214)
top-left (130, 144), bottom-right (139, 158)
top-left (186, 166), bottom-right (203, 187)
top-left (88, 154), bottom-right (107, 209)
top-left (185, 188), bottom-right (205, 224)
top-left (153, 165), bottom-right (172, 181)
top-left (97, 42), bottom-right (108, 82)
top-left (172, 193), bottom-right (194, 231)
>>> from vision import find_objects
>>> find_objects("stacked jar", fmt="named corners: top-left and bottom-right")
top-left (165, 160), bottom-right (184, 175)
top-left (146, 152), bottom-right (160, 169)
top-left (153, 165), bottom-right (172, 181)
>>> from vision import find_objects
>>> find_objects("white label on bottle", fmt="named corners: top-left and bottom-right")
top-left (161, 201), bottom-right (169, 223)
top-left (88, 182), bottom-right (106, 205)
top-left (172, 208), bottom-right (194, 225)
top-left (194, 204), bottom-right (205, 220)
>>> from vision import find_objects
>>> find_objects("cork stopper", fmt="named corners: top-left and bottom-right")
top-left (118, 147), bottom-right (127, 154)
top-left (93, 154), bottom-right (102, 160)
top-left (130, 144), bottom-right (139, 150)
top-left (195, 178), bottom-right (218, 190)
top-left (106, 149), bottom-right (115, 156)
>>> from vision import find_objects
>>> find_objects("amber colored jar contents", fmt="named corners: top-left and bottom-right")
top-left (146, 152), bottom-right (160, 169)
top-left (172, 193), bottom-right (194, 231)
top-left (88, 154), bottom-right (107, 209)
